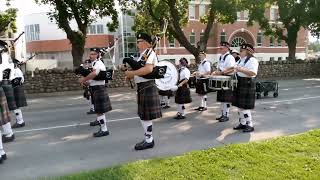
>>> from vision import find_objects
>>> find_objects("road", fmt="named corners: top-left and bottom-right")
top-left (1, 78), bottom-right (320, 180)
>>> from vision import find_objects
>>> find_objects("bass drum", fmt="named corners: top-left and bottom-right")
top-left (155, 60), bottom-right (179, 91)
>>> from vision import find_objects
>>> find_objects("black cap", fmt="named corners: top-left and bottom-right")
top-left (240, 43), bottom-right (255, 54)
top-left (220, 41), bottom-right (230, 48)
top-left (90, 47), bottom-right (100, 53)
top-left (84, 59), bottom-right (91, 64)
top-left (136, 32), bottom-right (152, 44)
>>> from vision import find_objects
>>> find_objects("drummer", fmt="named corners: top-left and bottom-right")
top-left (211, 42), bottom-right (236, 122)
top-left (231, 49), bottom-right (240, 62)
top-left (230, 43), bottom-right (258, 132)
top-left (193, 51), bottom-right (211, 111)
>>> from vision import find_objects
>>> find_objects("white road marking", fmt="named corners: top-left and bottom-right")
top-left (14, 117), bottom-right (139, 133)
top-left (15, 96), bottom-right (320, 134)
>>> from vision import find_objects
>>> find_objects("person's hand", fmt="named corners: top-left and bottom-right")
top-left (79, 77), bottom-right (86, 86)
top-left (125, 71), bottom-right (134, 79)
top-left (235, 66), bottom-right (244, 72)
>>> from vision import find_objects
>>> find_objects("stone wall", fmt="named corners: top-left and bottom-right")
top-left (23, 59), bottom-right (320, 94)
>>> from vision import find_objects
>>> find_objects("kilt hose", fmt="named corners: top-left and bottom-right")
top-left (232, 76), bottom-right (256, 109)
top-left (0, 86), bottom-right (11, 126)
top-left (195, 78), bottom-right (209, 95)
top-left (137, 80), bottom-right (162, 121)
top-left (2, 83), bottom-right (17, 111)
top-left (158, 90), bottom-right (173, 97)
top-left (90, 85), bottom-right (112, 114)
top-left (13, 85), bottom-right (28, 108)
top-left (175, 80), bottom-right (192, 104)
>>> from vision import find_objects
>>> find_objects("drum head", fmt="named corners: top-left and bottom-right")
top-left (155, 60), bottom-right (178, 91)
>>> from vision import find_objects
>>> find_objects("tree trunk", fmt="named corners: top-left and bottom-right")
top-left (71, 42), bottom-right (84, 68)
top-left (288, 41), bottom-right (297, 60)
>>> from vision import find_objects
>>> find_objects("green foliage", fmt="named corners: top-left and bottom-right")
top-left (132, 0), bottom-right (239, 58)
top-left (34, 0), bottom-right (119, 66)
top-left (309, 42), bottom-right (320, 52)
top-left (49, 129), bottom-right (320, 180)
top-left (242, 0), bottom-right (319, 58)
top-left (0, 5), bottom-right (17, 34)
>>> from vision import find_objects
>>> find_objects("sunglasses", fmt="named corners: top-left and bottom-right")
top-left (137, 40), bottom-right (144, 43)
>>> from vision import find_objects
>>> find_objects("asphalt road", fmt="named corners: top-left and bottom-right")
top-left (1, 78), bottom-right (320, 180)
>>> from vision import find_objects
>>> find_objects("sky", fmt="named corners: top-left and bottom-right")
top-left (1, 0), bottom-right (319, 43)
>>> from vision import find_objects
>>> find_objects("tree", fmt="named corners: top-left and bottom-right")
top-left (35, 0), bottom-right (119, 68)
top-left (242, 0), bottom-right (318, 60)
top-left (132, 0), bottom-right (239, 61)
top-left (0, 0), bottom-right (17, 34)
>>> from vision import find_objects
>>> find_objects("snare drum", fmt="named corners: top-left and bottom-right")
top-left (208, 75), bottom-right (232, 90)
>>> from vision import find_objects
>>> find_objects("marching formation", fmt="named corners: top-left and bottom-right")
top-left (0, 32), bottom-right (259, 164)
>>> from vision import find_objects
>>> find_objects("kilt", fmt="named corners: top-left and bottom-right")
top-left (175, 81), bottom-right (192, 104)
top-left (90, 85), bottom-right (112, 114)
top-left (0, 87), bottom-right (11, 126)
top-left (13, 85), bottom-right (28, 108)
top-left (217, 89), bottom-right (233, 103)
top-left (2, 84), bottom-right (17, 111)
top-left (158, 90), bottom-right (173, 97)
top-left (137, 80), bottom-right (162, 121)
top-left (232, 77), bottom-right (256, 109)
top-left (195, 78), bottom-right (209, 95)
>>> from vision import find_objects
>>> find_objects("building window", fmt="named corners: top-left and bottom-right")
top-left (199, 4), bottom-right (206, 17)
top-left (270, 8), bottom-right (276, 21)
top-left (220, 32), bottom-right (226, 42)
top-left (243, 10), bottom-right (249, 20)
top-left (190, 32), bottom-right (196, 46)
top-left (278, 57), bottom-right (282, 61)
top-left (231, 37), bottom-right (246, 47)
top-left (89, 25), bottom-right (96, 34)
top-left (270, 57), bottom-right (275, 61)
top-left (169, 37), bottom-right (175, 47)
top-left (237, 12), bottom-right (241, 20)
top-left (189, 5), bottom-right (195, 20)
top-left (97, 24), bottom-right (104, 34)
top-left (200, 32), bottom-right (205, 41)
top-left (25, 24), bottom-right (40, 42)
top-left (270, 37), bottom-right (274, 47)
top-left (277, 39), bottom-right (282, 47)
top-left (257, 32), bottom-right (262, 46)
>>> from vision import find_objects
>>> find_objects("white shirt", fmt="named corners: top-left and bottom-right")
top-left (13, 67), bottom-right (24, 83)
top-left (89, 59), bottom-right (106, 86)
top-left (179, 67), bottom-right (190, 81)
top-left (236, 56), bottom-right (259, 77)
top-left (134, 49), bottom-right (158, 84)
top-left (198, 59), bottom-right (211, 75)
top-left (217, 52), bottom-right (236, 75)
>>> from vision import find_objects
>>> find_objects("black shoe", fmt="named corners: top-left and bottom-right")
top-left (0, 156), bottom-right (3, 164)
top-left (198, 107), bottom-right (207, 111)
top-left (12, 122), bottom-right (25, 129)
top-left (2, 134), bottom-right (15, 143)
top-left (216, 115), bottom-right (223, 120)
top-left (219, 116), bottom-right (229, 122)
top-left (243, 126), bottom-right (255, 133)
top-left (194, 107), bottom-right (202, 111)
top-left (93, 130), bottom-right (110, 137)
top-left (174, 114), bottom-right (185, 120)
top-left (163, 105), bottom-right (171, 109)
top-left (89, 120), bottom-right (100, 126)
top-left (233, 123), bottom-right (247, 130)
top-left (87, 110), bottom-right (95, 114)
top-left (134, 140), bottom-right (155, 150)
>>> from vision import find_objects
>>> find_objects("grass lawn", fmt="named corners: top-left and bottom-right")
top-left (47, 129), bottom-right (320, 180)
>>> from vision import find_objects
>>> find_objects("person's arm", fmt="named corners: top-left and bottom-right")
top-left (235, 67), bottom-right (256, 76)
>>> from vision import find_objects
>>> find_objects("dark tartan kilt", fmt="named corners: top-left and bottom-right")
top-left (2, 84), bottom-right (17, 111)
top-left (90, 85), bottom-right (112, 114)
top-left (158, 90), bottom-right (173, 97)
top-left (175, 84), bottom-right (192, 104)
top-left (13, 85), bottom-right (28, 108)
top-left (195, 78), bottom-right (209, 95)
top-left (0, 87), bottom-right (11, 126)
top-left (217, 89), bottom-right (233, 103)
top-left (137, 81), bottom-right (162, 121)
top-left (232, 77), bottom-right (256, 109)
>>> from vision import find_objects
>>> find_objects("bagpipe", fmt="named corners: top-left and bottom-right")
top-left (74, 64), bottom-right (114, 81)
